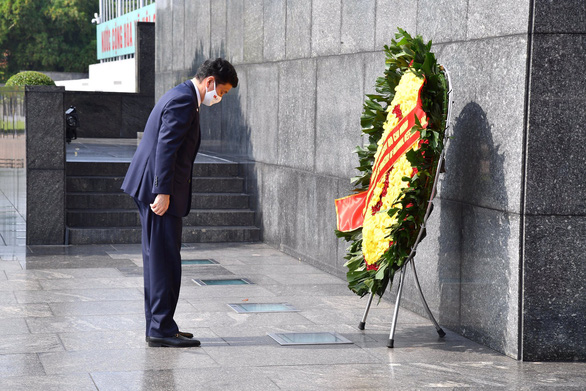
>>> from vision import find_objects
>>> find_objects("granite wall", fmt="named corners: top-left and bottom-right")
top-left (25, 86), bottom-right (66, 245)
top-left (155, 0), bottom-right (585, 361)
top-left (521, 1), bottom-right (586, 361)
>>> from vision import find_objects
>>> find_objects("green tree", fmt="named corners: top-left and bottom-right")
top-left (0, 0), bottom-right (97, 83)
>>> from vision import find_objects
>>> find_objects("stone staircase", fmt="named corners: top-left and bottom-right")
top-left (65, 161), bottom-right (260, 244)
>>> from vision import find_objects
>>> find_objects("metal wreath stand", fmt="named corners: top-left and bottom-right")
top-left (357, 65), bottom-right (454, 348)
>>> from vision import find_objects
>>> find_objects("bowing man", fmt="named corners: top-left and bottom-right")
top-left (121, 58), bottom-right (238, 347)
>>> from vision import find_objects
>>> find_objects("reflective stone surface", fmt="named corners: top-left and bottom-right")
top-left (0, 242), bottom-right (584, 389)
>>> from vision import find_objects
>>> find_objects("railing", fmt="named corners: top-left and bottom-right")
top-left (0, 87), bottom-right (26, 248)
top-left (98, 0), bottom-right (156, 62)
top-left (99, 0), bottom-right (155, 23)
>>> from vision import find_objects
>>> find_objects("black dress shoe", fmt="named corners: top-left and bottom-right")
top-left (146, 331), bottom-right (193, 342)
top-left (177, 331), bottom-right (194, 339)
top-left (148, 334), bottom-right (201, 348)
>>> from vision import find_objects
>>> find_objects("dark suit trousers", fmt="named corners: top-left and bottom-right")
top-left (134, 198), bottom-right (182, 338)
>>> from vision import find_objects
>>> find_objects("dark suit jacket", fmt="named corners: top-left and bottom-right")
top-left (121, 81), bottom-right (201, 217)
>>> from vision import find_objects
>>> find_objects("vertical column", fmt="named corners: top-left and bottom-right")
top-left (522, 0), bottom-right (586, 361)
top-left (25, 86), bottom-right (66, 245)
top-left (135, 22), bottom-right (155, 96)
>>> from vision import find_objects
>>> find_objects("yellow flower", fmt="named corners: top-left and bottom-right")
top-left (362, 70), bottom-right (425, 266)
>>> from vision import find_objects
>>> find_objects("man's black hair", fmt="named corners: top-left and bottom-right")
top-left (195, 58), bottom-right (238, 88)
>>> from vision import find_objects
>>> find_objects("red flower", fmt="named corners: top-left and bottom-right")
top-left (367, 263), bottom-right (379, 271)
top-left (392, 104), bottom-right (403, 120)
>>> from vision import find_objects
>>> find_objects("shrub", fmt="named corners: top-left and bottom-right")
top-left (5, 71), bottom-right (55, 87)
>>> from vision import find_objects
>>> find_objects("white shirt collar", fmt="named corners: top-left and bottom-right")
top-left (191, 79), bottom-right (201, 107)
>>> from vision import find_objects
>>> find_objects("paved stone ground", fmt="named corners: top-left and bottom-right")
top-left (0, 242), bottom-right (584, 390)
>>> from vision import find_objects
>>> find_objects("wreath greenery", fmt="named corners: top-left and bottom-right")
top-left (336, 29), bottom-right (448, 299)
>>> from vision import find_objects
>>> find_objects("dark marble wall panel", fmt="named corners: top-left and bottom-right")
top-left (121, 95), bottom-right (154, 138)
top-left (523, 215), bottom-right (586, 361)
top-left (25, 86), bottom-right (66, 245)
top-left (136, 23), bottom-right (156, 97)
top-left (533, 0), bottom-right (586, 34)
top-left (25, 87), bottom-right (65, 170)
top-left (522, 1), bottom-right (586, 360)
top-left (26, 170), bottom-right (65, 245)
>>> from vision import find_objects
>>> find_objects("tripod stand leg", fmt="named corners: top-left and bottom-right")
top-left (358, 292), bottom-right (375, 330)
top-left (410, 261), bottom-right (446, 338)
top-left (388, 266), bottom-right (407, 348)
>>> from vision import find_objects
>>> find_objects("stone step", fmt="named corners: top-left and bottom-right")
top-left (66, 176), bottom-right (245, 193)
top-left (67, 209), bottom-right (256, 228)
top-left (66, 161), bottom-right (240, 177)
top-left (66, 226), bottom-right (261, 245)
top-left (66, 192), bottom-right (250, 210)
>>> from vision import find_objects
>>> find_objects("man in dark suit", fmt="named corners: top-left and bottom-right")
top-left (121, 58), bottom-right (238, 348)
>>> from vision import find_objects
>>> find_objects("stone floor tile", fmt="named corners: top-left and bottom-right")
top-left (48, 299), bottom-right (192, 317)
top-left (263, 283), bottom-right (362, 297)
top-left (299, 306), bottom-right (430, 326)
top-left (0, 333), bottom-right (64, 354)
top-left (0, 374), bottom-right (97, 391)
top-left (90, 367), bottom-right (280, 391)
top-left (39, 277), bottom-right (143, 290)
top-left (0, 260), bottom-right (24, 271)
top-left (23, 256), bottom-right (137, 269)
top-left (0, 279), bottom-right (42, 291)
top-left (26, 314), bottom-right (144, 333)
top-left (0, 290), bottom-right (17, 304)
top-left (222, 263), bottom-right (324, 275)
top-left (0, 318), bottom-right (29, 335)
top-left (6, 267), bottom-right (125, 280)
top-left (177, 284), bottom-right (277, 299)
top-left (0, 239), bottom-right (583, 389)
top-left (202, 344), bottom-right (382, 367)
top-left (0, 353), bottom-right (46, 378)
top-left (39, 348), bottom-right (219, 375)
top-left (265, 272), bottom-right (348, 285)
top-left (175, 310), bottom-right (316, 330)
top-left (15, 288), bottom-right (143, 303)
top-left (58, 328), bottom-right (225, 352)
top-left (0, 303), bottom-right (52, 318)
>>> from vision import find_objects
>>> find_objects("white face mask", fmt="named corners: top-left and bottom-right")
top-left (202, 80), bottom-right (221, 106)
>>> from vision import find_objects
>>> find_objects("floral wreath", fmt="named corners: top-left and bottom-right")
top-left (335, 29), bottom-right (448, 299)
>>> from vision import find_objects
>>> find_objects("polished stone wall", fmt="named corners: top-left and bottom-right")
top-left (155, 0), bottom-right (585, 361)
top-left (25, 86), bottom-right (66, 245)
top-left (521, 1), bottom-right (586, 361)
